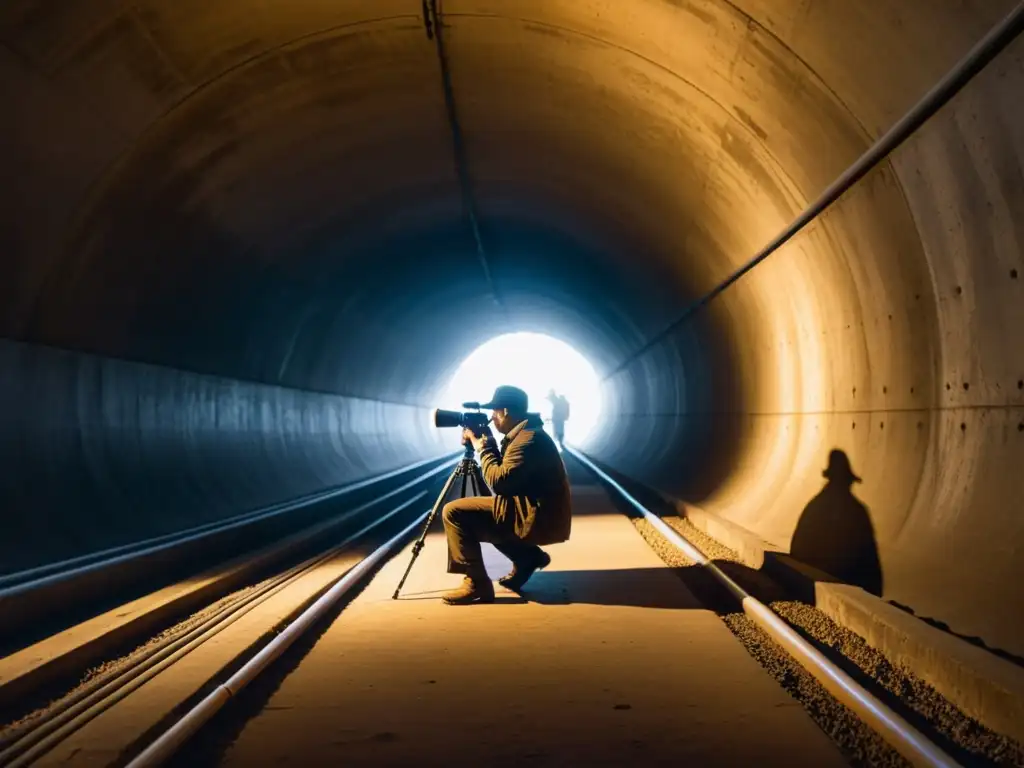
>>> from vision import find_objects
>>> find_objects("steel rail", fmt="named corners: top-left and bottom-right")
top-left (567, 446), bottom-right (962, 768)
top-left (1, 487), bottom-right (433, 768)
top-left (0, 453), bottom-right (453, 595)
top-left (603, 1), bottom-right (1024, 381)
top-left (125, 510), bottom-right (429, 767)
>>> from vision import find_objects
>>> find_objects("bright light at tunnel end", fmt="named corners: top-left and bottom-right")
top-left (437, 332), bottom-right (603, 447)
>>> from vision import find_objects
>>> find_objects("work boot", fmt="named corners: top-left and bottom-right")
top-left (441, 575), bottom-right (495, 605)
top-left (499, 551), bottom-right (551, 592)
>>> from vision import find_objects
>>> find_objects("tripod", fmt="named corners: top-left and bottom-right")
top-left (392, 439), bottom-right (491, 599)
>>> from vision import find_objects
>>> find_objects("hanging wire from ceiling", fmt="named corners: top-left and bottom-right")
top-left (423, 0), bottom-right (506, 315)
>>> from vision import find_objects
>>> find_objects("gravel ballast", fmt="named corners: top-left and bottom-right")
top-left (631, 515), bottom-right (1024, 768)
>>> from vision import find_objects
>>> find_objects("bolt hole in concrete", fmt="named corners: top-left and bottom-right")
top-left (961, 423), bottom-right (967, 431)
top-left (1018, 380), bottom-right (1023, 389)
top-left (1012, 268), bottom-right (1019, 279)
top-left (882, 386), bottom-right (887, 394)
top-left (964, 382), bottom-right (970, 390)
top-left (955, 285), bottom-right (963, 295)
top-left (437, 332), bottom-right (602, 447)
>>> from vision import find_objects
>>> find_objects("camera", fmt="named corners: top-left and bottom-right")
top-left (433, 408), bottom-right (491, 434)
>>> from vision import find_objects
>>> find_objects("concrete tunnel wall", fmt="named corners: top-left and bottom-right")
top-left (1, 2), bottom-right (1023, 656)
top-left (0, 338), bottom-right (453, 570)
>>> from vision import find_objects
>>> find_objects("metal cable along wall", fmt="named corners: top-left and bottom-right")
top-left (603, 2), bottom-right (1024, 381)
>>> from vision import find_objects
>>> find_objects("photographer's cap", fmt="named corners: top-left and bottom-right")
top-left (479, 385), bottom-right (529, 412)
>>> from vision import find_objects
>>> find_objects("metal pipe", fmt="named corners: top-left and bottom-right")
top-left (567, 446), bottom-right (962, 768)
top-left (125, 511), bottom-right (429, 767)
top-left (603, 1), bottom-right (1024, 380)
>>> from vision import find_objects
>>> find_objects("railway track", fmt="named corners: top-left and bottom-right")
top-left (0, 451), bottom-right (979, 767)
top-left (0, 457), bottom-right (458, 766)
top-left (567, 449), bottom-right (962, 768)
top-left (0, 454), bottom-right (454, 648)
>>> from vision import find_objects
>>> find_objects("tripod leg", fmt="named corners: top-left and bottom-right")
top-left (469, 463), bottom-right (491, 498)
top-left (467, 471), bottom-right (481, 498)
top-left (392, 465), bottom-right (461, 599)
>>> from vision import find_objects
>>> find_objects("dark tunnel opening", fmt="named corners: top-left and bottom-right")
top-left (0, 204), bottom-right (748, 575)
top-left (2, 1), bottom-right (1024, 663)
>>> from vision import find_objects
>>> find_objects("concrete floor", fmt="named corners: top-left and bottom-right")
top-left (214, 477), bottom-right (849, 767)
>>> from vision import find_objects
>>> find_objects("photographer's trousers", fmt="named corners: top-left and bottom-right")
top-left (442, 496), bottom-right (546, 576)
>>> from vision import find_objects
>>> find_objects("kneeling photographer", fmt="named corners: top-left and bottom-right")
top-left (441, 385), bottom-right (572, 605)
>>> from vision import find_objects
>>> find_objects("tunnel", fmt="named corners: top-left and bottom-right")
top-left (2, 0), bottom-right (1023, 665)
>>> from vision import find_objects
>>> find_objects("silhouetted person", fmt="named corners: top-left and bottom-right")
top-left (546, 389), bottom-right (570, 446)
top-left (441, 386), bottom-right (572, 605)
top-left (790, 450), bottom-right (883, 595)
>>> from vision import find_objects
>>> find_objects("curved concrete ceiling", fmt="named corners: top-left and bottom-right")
top-left (2, 1), bottom-right (1023, 657)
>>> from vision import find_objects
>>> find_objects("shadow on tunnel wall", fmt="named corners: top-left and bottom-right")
top-left (789, 449), bottom-right (883, 597)
top-left (573, 449), bottom-right (884, 603)
top-left (583, 448), bottom-right (1024, 673)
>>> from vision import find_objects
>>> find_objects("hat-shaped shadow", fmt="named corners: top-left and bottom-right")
top-left (789, 449), bottom-right (883, 595)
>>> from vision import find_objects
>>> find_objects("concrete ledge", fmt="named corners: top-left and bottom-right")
top-left (667, 496), bottom-right (1024, 745)
top-left (668, 500), bottom-right (784, 569)
top-left (814, 582), bottom-right (1024, 744)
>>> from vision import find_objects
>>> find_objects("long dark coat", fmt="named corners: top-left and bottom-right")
top-left (478, 415), bottom-right (572, 545)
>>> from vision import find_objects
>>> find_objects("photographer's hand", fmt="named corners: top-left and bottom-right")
top-left (463, 428), bottom-right (492, 453)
